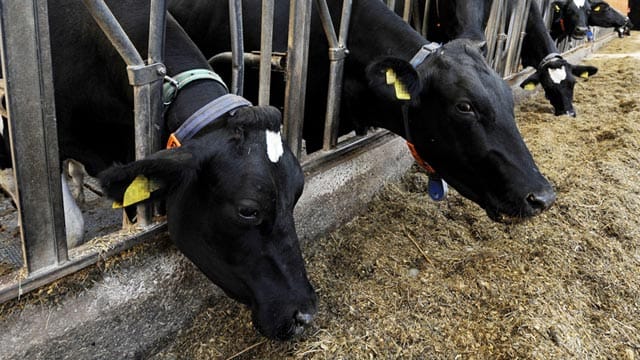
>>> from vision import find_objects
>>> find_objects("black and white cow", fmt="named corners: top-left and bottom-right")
top-left (588, 1), bottom-right (633, 37)
top-left (521, 1), bottom-right (598, 116)
top-left (10, 0), bottom-right (317, 341)
top-left (549, 0), bottom-right (592, 41)
top-left (169, 0), bottom-right (556, 221)
top-left (416, 0), bottom-right (598, 117)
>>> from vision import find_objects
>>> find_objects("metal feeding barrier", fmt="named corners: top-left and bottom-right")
top-left (0, 0), bottom-right (601, 303)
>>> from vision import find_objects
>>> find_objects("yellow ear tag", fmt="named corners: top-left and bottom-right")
top-left (385, 68), bottom-right (411, 100)
top-left (385, 68), bottom-right (397, 85)
top-left (593, 5), bottom-right (601, 12)
top-left (580, 71), bottom-right (589, 79)
top-left (112, 175), bottom-right (161, 208)
top-left (524, 82), bottom-right (536, 91)
top-left (394, 81), bottom-right (411, 100)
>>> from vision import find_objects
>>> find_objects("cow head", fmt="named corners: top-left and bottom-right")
top-left (519, 55), bottom-right (598, 116)
top-left (366, 39), bottom-right (555, 222)
top-left (589, 1), bottom-right (626, 27)
top-left (98, 106), bottom-right (317, 340)
top-left (550, 0), bottom-right (592, 40)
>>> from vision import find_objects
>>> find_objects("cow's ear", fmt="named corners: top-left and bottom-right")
top-left (366, 57), bottom-right (422, 104)
top-left (520, 72), bottom-right (540, 90)
top-left (98, 147), bottom-right (198, 208)
top-left (570, 64), bottom-right (598, 79)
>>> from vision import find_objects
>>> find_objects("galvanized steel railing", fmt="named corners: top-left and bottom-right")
top-left (0, 0), bottom-right (608, 303)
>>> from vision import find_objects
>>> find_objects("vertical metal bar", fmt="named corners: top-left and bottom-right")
top-left (259, 0), bottom-right (274, 106)
top-left (511, 0), bottom-right (531, 74)
top-left (386, 0), bottom-right (396, 11)
top-left (421, 0), bottom-right (431, 37)
top-left (82, 0), bottom-right (155, 226)
top-left (503, 0), bottom-right (528, 77)
top-left (229, 0), bottom-right (245, 96)
top-left (402, 0), bottom-right (411, 22)
top-left (315, 0), bottom-right (352, 151)
top-left (147, 0), bottom-right (166, 219)
top-left (0, 0), bottom-right (68, 271)
top-left (283, 0), bottom-right (312, 157)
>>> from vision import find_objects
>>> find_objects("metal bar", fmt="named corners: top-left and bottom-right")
top-left (283, 0), bottom-right (312, 158)
top-left (315, 0), bottom-right (339, 48)
top-left (484, 0), bottom-right (505, 69)
top-left (0, 223), bottom-right (167, 303)
top-left (402, 0), bottom-right (411, 22)
top-left (503, 0), bottom-right (528, 77)
top-left (0, 0), bottom-right (68, 271)
top-left (147, 0), bottom-right (167, 218)
top-left (259, 0), bottom-right (274, 106)
top-left (317, 0), bottom-right (352, 151)
top-left (510, 0), bottom-right (531, 75)
top-left (229, 0), bottom-right (245, 96)
top-left (386, 0), bottom-right (396, 11)
top-left (81, 0), bottom-right (144, 66)
top-left (421, 0), bottom-right (431, 37)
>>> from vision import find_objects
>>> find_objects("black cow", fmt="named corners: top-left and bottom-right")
top-left (549, 0), bottom-right (592, 41)
top-left (415, 0), bottom-right (598, 117)
top-left (169, 0), bottom-right (556, 221)
top-left (31, 0), bottom-right (317, 340)
top-left (588, 1), bottom-right (633, 37)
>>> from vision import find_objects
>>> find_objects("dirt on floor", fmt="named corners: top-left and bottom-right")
top-left (145, 35), bottom-right (640, 359)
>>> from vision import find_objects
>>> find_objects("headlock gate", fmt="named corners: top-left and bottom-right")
top-left (0, 0), bottom-right (613, 302)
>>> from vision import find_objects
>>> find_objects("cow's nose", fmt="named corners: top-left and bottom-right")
top-left (574, 26), bottom-right (588, 37)
top-left (555, 109), bottom-right (576, 117)
top-left (294, 311), bottom-right (314, 326)
top-left (526, 189), bottom-right (556, 212)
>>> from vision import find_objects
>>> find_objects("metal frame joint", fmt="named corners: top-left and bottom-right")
top-left (126, 62), bottom-right (166, 86)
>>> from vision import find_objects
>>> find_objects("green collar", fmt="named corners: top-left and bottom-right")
top-left (163, 69), bottom-right (228, 105)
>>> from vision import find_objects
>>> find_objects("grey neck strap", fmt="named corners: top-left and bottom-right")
top-left (539, 52), bottom-right (563, 69)
top-left (167, 94), bottom-right (252, 148)
top-left (409, 42), bottom-right (442, 68)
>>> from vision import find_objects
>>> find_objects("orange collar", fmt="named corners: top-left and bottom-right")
top-left (406, 141), bottom-right (436, 175)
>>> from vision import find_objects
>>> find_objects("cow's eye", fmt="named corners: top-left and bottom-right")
top-left (237, 200), bottom-right (262, 224)
top-left (239, 207), bottom-right (260, 220)
top-left (455, 102), bottom-right (473, 114)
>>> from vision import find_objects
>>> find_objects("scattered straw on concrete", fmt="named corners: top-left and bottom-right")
top-left (149, 35), bottom-right (640, 359)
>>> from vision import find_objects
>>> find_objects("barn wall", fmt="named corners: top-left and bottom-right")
top-left (606, 0), bottom-right (629, 14)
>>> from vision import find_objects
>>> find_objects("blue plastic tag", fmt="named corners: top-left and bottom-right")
top-left (428, 177), bottom-right (448, 201)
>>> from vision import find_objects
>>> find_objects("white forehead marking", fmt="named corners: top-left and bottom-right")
top-left (548, 67), bottom-right (567, 84)
top-left (265, 130), bottom-right (284, 163)
top-left (573, 0), bottom-right (585, 7)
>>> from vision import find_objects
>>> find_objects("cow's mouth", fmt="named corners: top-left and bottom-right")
top-left (485, 208), bottom-right (531, 224)
top-left (252, 309), bottom-right (316, 341)
top-left (484, 191), bottom-right (555, 223)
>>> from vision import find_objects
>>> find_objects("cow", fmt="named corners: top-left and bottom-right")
top-left (521, 1), bottom-right (598, 116)
top-left (549, 0), bottom-right (593, 41)
top-left (2, 0), bottom-right (319, 341)
top-left (169, 0), bottom-right (556, 222)
top-left (588, 1), bottom-right (633, 37)
top-left (413, 0), bottom-right (598, 117)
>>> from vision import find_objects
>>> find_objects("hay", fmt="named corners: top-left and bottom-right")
top-left (151, 35), bottom-right (640, 359)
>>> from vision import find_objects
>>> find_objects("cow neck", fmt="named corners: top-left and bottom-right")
top-left (162, 70), bottom-right (246, 148)
top-left (402, 43), bottom-right (441, 176)
top-left (522, 3), bottom-right (560, 68)
top-left (348, 0), bottom-right (427, 65)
